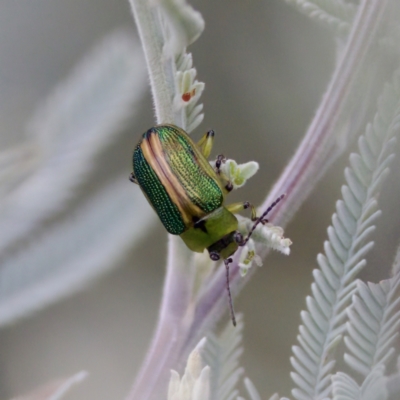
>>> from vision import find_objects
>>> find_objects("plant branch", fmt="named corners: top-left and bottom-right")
top-left (126, 236), bottom-right (194, 400)
top-left (126, 2), bottom-right (196, 400)
top-left (267, 0), bottom-right (387, 226)
top-left (128, 0), bottom-right (176, 125)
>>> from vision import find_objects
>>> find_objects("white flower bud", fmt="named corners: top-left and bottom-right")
top-left (168, 338), bottom-right (210, 400)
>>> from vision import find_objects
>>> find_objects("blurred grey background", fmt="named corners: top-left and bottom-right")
top-left (0, 1), bottom-right (399, 399)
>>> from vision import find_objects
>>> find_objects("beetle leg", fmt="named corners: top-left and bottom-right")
top-left (214, 155), bottom-right (234, 193)
top-left (224, 181), bottom-right (234, 192)
top-left (215, 154), bottom-right (225, 174)
top-left (225, 201), bottom-right (257, 219)
top-left (197, 129), bottom-right (215, 159)
top-left (129, 172), bottom-right (138, 184)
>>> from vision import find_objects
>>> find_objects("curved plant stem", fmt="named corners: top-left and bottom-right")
top-left (126, 0), bottom-right (388, 399)
top-left (128, 0), bottom-right (176, 125)
top-left (265, 0), bottom-right (388, 226)
top-left (126, 236), bottom-right (194, 400)
top-left (126, 1), bottom-right (194, 399)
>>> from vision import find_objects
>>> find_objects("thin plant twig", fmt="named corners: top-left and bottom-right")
top-left (128, 0), bottom-right (176, 125)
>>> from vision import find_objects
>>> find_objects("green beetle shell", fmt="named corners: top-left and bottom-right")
top-left (132, 125), bottom-right (227, 233)
top-left (133, 124), bottom-right (240, 258)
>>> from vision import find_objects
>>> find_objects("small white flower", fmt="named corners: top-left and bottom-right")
top-left (257, 223), bottom-right (292, 255)
top-left (219, 159), bottom-right (259, 189)
top-left (239, 218), bottom-right (292, 256)
top-left (237, 218), bottom-right (292, 276)
top-left (238, 239), bottom-right (263, 276)
top-left (168, 338), bottom-right (211, 400)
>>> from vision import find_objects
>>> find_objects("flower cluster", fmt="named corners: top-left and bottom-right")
top-left (174, 52), bottom-right (205, 132)
top-left (209, 157), bottom-right (292, 276)
top-left (209, 158), bottom-right (259, 190)
top-left (238, 219), bottom-right (292, 276)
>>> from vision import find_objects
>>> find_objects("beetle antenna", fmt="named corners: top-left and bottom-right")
top-left (241, 194), bottom-right (285, 247)
top-left (224, 258), bottom-right (237, 327)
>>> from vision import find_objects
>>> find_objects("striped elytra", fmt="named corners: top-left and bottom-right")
top-left (132, 125), bottom-right (225, 235)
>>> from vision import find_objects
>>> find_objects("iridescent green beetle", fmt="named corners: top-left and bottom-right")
top-left (130, 124), bottom-right (283, 325)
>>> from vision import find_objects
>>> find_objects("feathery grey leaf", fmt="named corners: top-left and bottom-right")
top-left (282, 0), bottom-right (356, 35)
top-left (331, 366), bottom-right (388, 400)
top-left (0, 177), bottom-right (153, 326)
top-left (291, 68), bottom-right (400, 400)
top-left (0, 30), bottom-right (146, 256)
top-left (243, 378), bottom-right (262, 400)
top-left (204, 314), bottom-right (244, 400)
top-left (344, 246), bottom-right (400, 376)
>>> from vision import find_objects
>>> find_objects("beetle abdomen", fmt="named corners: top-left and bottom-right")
top-left (133, 125), bottom-right (224, 234)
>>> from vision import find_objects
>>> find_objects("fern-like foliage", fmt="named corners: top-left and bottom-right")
top-left (203, 314), bottom-right (244, 400)
top-left (0, 31), bottom-right (151, 326)
top-left (179, 316), bottom-right (290, 400)
top-left (282, 0), bottom-right (356, 35)
top-left (237, 377), bottom-right (290, 400)
top-left (331, 366), bottom-right (388, 400)
top-left (332, 244), bottom-right (400, 400)
top-left (0, 30), bottom-right (146, 256)
top-left (290, 69), bottom-right (400, 400)
top-left (240, 378), bottom-right (262, 400)
top-left (168, 338), bottom-right (210, 400)
top-left (0, 178), bottom-right (153, 326)
top-left (344, 252), bottom-right (400, 376)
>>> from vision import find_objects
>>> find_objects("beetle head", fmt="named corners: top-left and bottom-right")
top-left (207, 230), bottom-right (245, 261)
